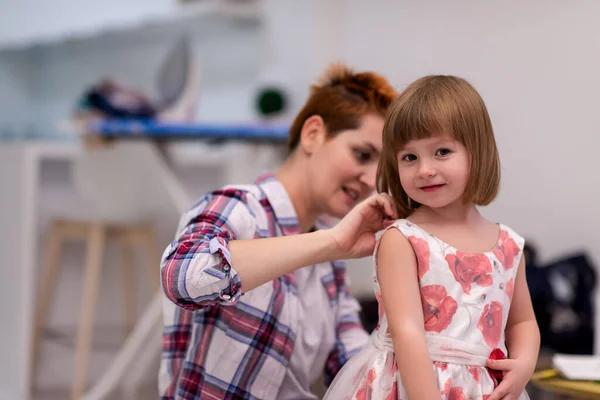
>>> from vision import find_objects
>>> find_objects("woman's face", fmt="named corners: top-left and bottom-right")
top-left (308, 113), bottom-right (384, 219)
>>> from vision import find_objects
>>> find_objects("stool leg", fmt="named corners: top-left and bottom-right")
top-left (30, 220), bottom-right (65, 390)
top-left (142, 228), bottom-right (161, 293)
top-left (79, 294), bottom-right (163, 400)
top-left (120, 325), bottom-right (162, 400)
top-left (71, 223), bottom-right (106, 400)
top-left (121, 243), bottom-right (136, 336)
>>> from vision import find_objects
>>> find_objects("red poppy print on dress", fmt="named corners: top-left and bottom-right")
top-left (384, 382), bottom-right (398, 400)
top-left (434, 361), bottom-right (449, 371)
top-left (486, 348), bottom-right (507, 387)
top-left (441, 378), bottom-right (466, 400)
top-left (375, 292), bottom-right (385, 331)
top-left (492, 230), bottom-right (520, 269)
top-left (442, 378), bottom-right (452, 394)
top-left (477, 301), bottom-right (504, 347)
top-left (383, 346), bottom-right (399, 400)
top-left (387, 353), bottom-right (398, 375)
top-left (505, 278), bottom-right (515, 300)
top-left (408, 236), bottom-right (430, 279)
top-left (421, 285), bottom-right (458, 333)
top-left (468, 366), bottom-right (480, 383)
top-left (445, 251), bottom-right (493, 294)
top-left (355, 368), bottom-right (377, 400)
top-left (448, 387), bottom-right (466, 400)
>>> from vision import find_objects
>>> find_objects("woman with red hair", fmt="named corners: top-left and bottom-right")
top-left (159, 64), bottom-right (398, 400)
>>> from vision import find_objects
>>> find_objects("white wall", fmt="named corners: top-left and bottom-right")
top-left (0, 50), bottom-right (34, 133)
top-left (5, 0), bottom-right (599, 297)
top-left (0, 0), bottom-right (193, 48)
top-left (322, 0), bottom-right (600, 300)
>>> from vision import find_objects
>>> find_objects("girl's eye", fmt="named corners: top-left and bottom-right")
top-left (436, 148), bottom-right (451, 156)
top-left (402, 154), bottom-right (417, 162)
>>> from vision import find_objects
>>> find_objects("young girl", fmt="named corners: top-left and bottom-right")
top-left (324, 76), bottom-right (540, 400)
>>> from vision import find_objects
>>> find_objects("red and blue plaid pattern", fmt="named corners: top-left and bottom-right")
top-left (159, 173), bottom-right (368, 399)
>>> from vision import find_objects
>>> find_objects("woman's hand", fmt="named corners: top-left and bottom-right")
top-left (329, 192), bottom-right (397, 260)
top-left (220, 193), bottom-right (396, 293)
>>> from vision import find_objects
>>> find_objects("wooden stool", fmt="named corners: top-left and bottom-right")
top-left (31, 218), bottom-right (161, 400)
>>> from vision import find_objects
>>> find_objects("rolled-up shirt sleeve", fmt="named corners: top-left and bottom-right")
top-left (161, 188), bottom-right (257, 309)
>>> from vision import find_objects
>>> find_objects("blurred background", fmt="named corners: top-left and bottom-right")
top-left (0, 0), bottom-right (598, 399)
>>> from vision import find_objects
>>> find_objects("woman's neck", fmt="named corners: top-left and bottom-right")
top-left (276, 158), bottom-right (320, 233)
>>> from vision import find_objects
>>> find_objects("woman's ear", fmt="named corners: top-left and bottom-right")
top-left (298, 115), bottom-right (327, 155)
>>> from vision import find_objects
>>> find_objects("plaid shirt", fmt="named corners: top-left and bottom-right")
top-left (159, 172), bottom-right (368, 400)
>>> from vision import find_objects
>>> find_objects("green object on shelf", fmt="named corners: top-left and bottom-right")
top-left (256, 87), bottom-right (287, 117)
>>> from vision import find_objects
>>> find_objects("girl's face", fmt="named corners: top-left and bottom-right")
top-left (397, 133), bottom-right (471, 210)
top-left (308, 113), bottom-right (384, 219)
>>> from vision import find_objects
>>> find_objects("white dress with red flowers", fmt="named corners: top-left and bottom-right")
top-left (323, 219), bottom-right (530, 400)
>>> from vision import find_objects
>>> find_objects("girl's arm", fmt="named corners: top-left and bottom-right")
top-left (504, 255), bottom-right (540, 369)
top-left (378, 228), bottom-right (441, 400)
top-left (486, 255), bottom-right (540, 400)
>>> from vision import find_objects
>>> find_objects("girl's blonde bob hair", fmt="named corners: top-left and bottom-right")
top-left (376, 75), bottom-right (501, 218)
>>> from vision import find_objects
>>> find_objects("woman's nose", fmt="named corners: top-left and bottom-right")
top-left (359, 163), bottom-right (378, 191)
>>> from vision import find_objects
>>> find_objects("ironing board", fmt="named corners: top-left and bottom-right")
top-left (89, 119), bottom-right (289, 142)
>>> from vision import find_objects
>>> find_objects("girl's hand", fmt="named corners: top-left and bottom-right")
top-left (486, 357), bottom-right (535, 400)
top-left (329, 193), bottom-right (397, 260)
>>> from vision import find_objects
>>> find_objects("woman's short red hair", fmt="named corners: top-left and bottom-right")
top-left (288, 64), bottom-right (398, 151)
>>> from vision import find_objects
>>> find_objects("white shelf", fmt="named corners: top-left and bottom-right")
top-left (0, 0), bottom-right (261, 52)
top-left (0, 140), bottom-right (255, 170)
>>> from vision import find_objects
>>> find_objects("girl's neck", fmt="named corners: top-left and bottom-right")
top-left (411, 202), bottom-right (482, 226)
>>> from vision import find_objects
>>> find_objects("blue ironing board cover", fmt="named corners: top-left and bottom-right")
top-left (88, 119), bottom-right (290, 142)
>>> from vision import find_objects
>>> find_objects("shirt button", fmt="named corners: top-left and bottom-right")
top-left (221, 294), bottom-right (231, 300)
top-left (223, 265), bottom-right (230, 271)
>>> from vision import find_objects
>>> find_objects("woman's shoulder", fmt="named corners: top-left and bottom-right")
top-left (184, 185), bottom-right (257, 215)
top-left (178, 183), bottom-right (264, 230)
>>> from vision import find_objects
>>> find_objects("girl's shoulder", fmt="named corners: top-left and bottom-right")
top-left (380, 218), bottom-right (526, 255)
top-left (378, 218), bottom-right (525, 251)
top-left (496, 222), bottom-right (526, 254)
top-left (374, 218), bottom-right (428, 254)
top-left (380, 218), bottom-right (425, 237)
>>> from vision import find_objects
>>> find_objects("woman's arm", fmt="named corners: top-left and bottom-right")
top-left (232, 192), bottom-right (396, 291)
top-left (377, 228), bottom-right (441, 400)
top-left (162, 191), bottom-right (397, 308)
top-left (230, 229), bottom-right (338, 292)
top-left (161, 189), bottom-right (257, 309)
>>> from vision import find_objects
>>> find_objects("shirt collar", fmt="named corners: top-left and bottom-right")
top-left (255, 172), bottom-right (302, 236)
